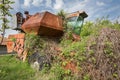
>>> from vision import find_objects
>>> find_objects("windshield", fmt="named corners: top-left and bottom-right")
top-left (77, 16), bottom-right (83, 21)
top-left (67, 16), bottom-right (84, 35)
top-left (67, 16), bottom-right (78, 22)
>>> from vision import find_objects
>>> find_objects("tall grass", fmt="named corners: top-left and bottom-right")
top-left (0, 18), bottom-right (119, 80)
top-left (0, 55), bottom-right (35, 80)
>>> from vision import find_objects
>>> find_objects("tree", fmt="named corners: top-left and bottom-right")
top-left (0, 0), bottom-right (14, 44)
top-left (57, 9), bottom-right (66, 20)
top-left (57, 9), bottom-right (68, 32)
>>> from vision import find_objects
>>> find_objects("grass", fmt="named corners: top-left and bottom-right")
top-left (0, 54), bottom-right (35, 80)
top-left (0, 18), bottom-right (119, 80)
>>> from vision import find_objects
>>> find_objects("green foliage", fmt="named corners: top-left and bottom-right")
top-left (0, 16), bottom-right (120, 80)
top-left (95, 16), bottom-right (117, 29)
top-left (25, 33), bottom-right (45, 55)
top-left (81, 16), bottom-right (120, 38)
top-left (113, 21), bottom-right (120, 30)
top-left (0, 0), bottom-right (14, 44)
top-left (0, 0), bottom-right (14, 29)
top-left (57, 9), bottom-right (68, 32)
top-left (57, 17), bottom-right (120, 79)
top-left (0, 55), bottom-right (35, 80)
top-left (83, 74), bottom-right (90, 80)
top-left (61, 38), bottom-right (87, 58)
top-left (57, 9), bottom-right (66, 20)
top-left (113, 73), bottom-right (118, 78)
top-left (80, 21), bottom-right (94, 37)
top-left (104, 41), bottom-right (114, 57)
top-left (23, 16), bottom-right (120, 80)
top-left (50, 63), bottom-right (76, 80)
top-left (11, 38), bottom-right (16, 42)
top-left (51, 63), bottom-right (65, 80)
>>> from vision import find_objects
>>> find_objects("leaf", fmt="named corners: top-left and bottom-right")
top-left (0, 0), bottom-right (14, 31)
top-left (0, 29), bottom-right (3, 32)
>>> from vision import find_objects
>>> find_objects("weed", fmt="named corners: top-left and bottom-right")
top-left (0, 55), bottom-right (35, 80)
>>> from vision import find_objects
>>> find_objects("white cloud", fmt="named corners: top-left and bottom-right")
top-left (22, 0), bottom-right (52, 8)
top-left (96, 1), bottom-right (105, 6)
top-left (63, 0), bottom-right (91, 14)
top-left (10, 0), bottom-right (120, 21)
top-left (32, 0), bottom-right (43, 7)
top-left (105, 5), bottom-right (119, 13)
top-left (54, 0), bottom-right (64, 10)
top-left (11, 0), bottom-right (20, 12)
top-left (24, 0), bottom-right (32, 8)
top-left (62, 0), bottom-right (111, 20)
top-left (46, 0), bottom-right (52, 7)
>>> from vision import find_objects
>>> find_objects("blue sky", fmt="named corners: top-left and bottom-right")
top-left (1, 0), bottom-right (120, 36)
top-left (11, 0), bottom-right (120, 21)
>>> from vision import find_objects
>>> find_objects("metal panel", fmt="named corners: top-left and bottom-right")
top-left (7, 33), bottom-right (25, 53)
top-left (21, 11), bottom-right (63, 36)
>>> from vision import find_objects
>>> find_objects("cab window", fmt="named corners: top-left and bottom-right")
top-left (67, 16), bottom-right (78, 22)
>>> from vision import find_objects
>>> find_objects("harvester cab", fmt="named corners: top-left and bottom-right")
top-left (67, 11), bottom-right (88, 35)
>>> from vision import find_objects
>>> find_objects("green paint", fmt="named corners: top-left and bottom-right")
top-left (67, 16), bottom-right (84, 35)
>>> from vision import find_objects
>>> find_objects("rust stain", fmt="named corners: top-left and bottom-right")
top-left (66, 11), bottom-right (88, 18)
top-left (7, 33), bottom-right (25, 54)
top-left (64, 61), bottom-right (78, 73)
top-left (21, 11), bottom-right (63, 36)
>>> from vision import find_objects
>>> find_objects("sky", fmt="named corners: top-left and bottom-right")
top-left (0, 0), bottom-right (120, 37)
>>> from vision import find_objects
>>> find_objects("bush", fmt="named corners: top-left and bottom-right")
top-left (0, 55), bottom-right (35, 80)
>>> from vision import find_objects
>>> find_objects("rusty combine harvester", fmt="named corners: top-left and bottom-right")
top-left (22, 11), bottom-right (63, 36)
top-left (6, 11), bottom-right (87, 61)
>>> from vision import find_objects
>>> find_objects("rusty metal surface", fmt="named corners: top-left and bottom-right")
top-left (0, 36), bottom-right (7, 46)
top-left (6, 33), bottom-right (25, 54)
top-left (67, 11), bottom-right (88, 18)
top-left (21, 11), bottom-right (63, 36)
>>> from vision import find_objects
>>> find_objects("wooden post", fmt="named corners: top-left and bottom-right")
top-left (22, 49), bottom-right (28, 62)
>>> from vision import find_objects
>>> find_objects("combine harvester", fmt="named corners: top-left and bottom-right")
top-left (6, 11), bottom-right (88, 61)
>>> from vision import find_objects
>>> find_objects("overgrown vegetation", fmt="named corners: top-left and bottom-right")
top-left (0, 16), bottom-right (120, 80)
top-left (0, 55), bottom-right (35, 80)
top-left (35, 17), bottom-right (120, 80)
top-left (24, 33), bottom-right (45, 55)
top-left (24, 17), bottom-right (120, 80)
